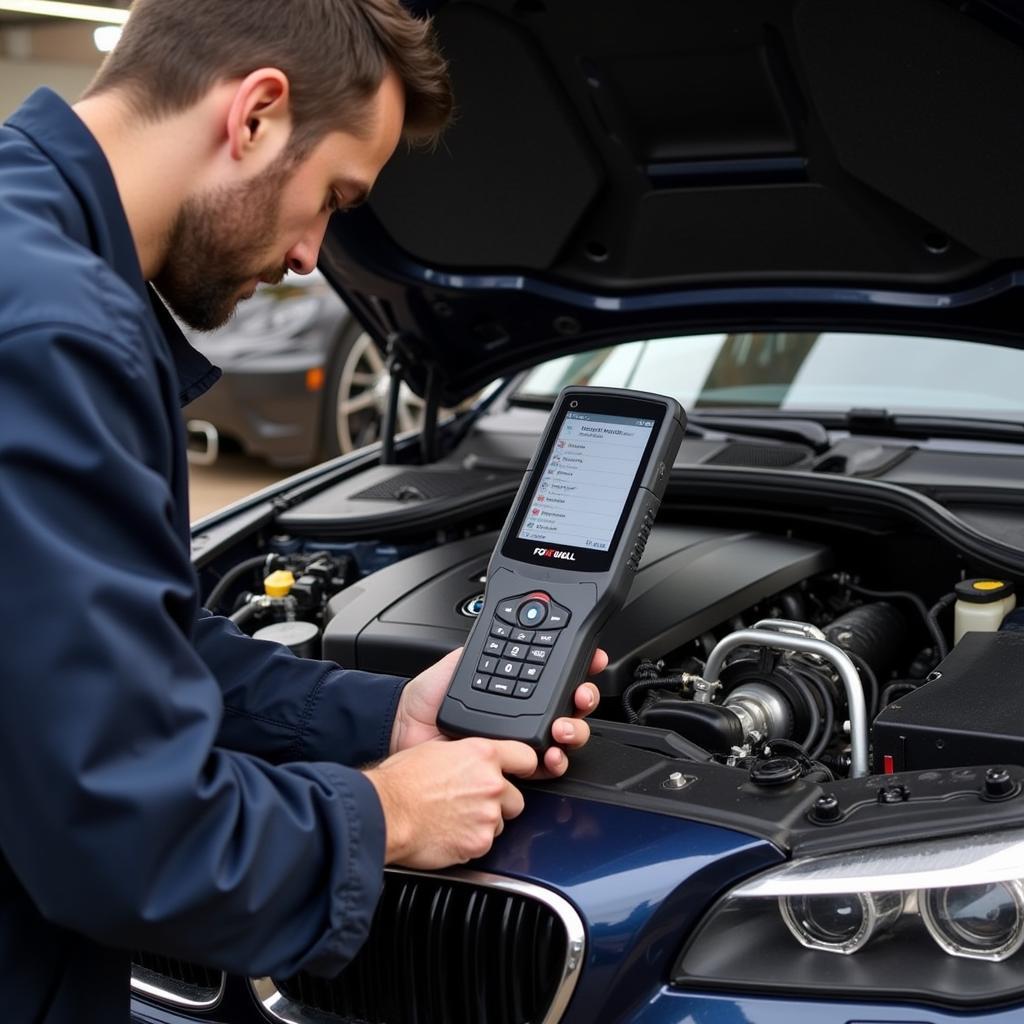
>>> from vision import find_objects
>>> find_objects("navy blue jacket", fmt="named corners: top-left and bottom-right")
top-left (0, 89), bottom-right (407, 1022)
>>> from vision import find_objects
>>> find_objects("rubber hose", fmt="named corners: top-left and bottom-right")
top-left (842, 581), bottom-right (948, 660)
top-left (880, 681), bottom-right (919, 707)
top-left (205, 554), bottom-right (274, 615)
top-left (623, 675), bottom-right (687, 724)
top-left (780, 668), bottom-right (821, 754)
top-left (229, 602), bottom-right (259, 629)
top-left (790, 665), bottom-right (834, 761)
top-left (927, 592), bottom-right (957, 659)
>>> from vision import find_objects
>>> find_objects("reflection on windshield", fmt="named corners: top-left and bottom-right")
top-left (517, 332), bottom-right (1024, 419)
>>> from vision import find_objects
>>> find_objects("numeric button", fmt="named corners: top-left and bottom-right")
top-left (488, 678), bottom-right (515, 695)
top-left (496, 660), bottom-right (520, 679)
top-left (520, 663), bottom-right (542, 683)
top-left (534, 632), bottom-right (557, 647)
top-left (526, 647), bottom-right (550, 664)
top-left (513, 682), bottom-right (536, 699)
top-left (484, 638), bottom-right (504, 656)
top-left (490, 621), bottom-right (511, 640)
top-left (504, 642), bottom-right (527, 661)
top-left (472, 674), bottom-right (490, 691)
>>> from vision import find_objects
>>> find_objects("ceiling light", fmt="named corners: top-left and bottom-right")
top-left (93, 23), bottom-right (120, 51)
top-left (0, 1), bottom-right (129, 25)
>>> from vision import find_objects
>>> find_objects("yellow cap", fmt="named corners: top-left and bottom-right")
top-left (956, 578), bottom-right (1014, 603)
top-left (264, 570), bottom-right (296, 598)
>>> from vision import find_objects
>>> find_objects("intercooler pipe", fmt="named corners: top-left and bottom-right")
top-left (702, 620), bottom-right (869, 778)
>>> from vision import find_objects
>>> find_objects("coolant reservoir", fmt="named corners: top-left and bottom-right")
top-left (954, 579), bottom-right (1016, 644)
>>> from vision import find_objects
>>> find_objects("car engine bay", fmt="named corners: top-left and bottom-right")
top-left (198, 453), bottom-right (1024, 797)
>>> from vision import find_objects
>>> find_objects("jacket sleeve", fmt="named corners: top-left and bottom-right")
top-left (0, 323), bottom-right (385, 977)
top-left (194, 610), bottom-right (407, 767)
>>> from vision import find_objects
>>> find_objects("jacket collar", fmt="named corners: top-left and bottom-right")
top-left (7, 88), bottom-right (220, 406)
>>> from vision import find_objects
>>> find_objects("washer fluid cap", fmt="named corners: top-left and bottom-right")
top-left (264, 570), bottom-right (296, 597)
top-left (955, 578), bottom-right (1015, 604)
top-left (750, 756), bottom-right (803, 787)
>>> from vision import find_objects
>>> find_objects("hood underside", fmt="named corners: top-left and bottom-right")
top-left (319, 0), bottom-right (1024, 403)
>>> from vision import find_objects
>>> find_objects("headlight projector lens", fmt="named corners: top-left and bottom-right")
top-left (921, 881), bottom-right (1024, 961)
top-left (780, 891), bottom-right (903, 954)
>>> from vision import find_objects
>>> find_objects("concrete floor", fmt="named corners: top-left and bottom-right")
top-left (189, 453), bottom-right (289, 522)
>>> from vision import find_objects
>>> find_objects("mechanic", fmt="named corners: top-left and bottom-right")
top-left (0, 1), bottom-right (604, 1020)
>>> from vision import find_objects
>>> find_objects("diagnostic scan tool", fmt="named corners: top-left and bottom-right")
top-left (438, 387), bottom-right (685, 750)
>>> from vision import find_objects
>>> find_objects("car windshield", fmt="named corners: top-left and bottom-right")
top-left (515, 332), bottom-right (1024, 421)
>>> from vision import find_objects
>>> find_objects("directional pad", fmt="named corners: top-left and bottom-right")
top-left (517, 599), bottom-right (548, 628)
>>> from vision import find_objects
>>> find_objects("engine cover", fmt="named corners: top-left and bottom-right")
top-left (323, 525), bottom-right (831, 693)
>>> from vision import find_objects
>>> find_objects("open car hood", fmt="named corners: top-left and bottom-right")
top-left (319, 0), bottom-right (1024, 404)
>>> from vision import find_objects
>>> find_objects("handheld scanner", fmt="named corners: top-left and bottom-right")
top-left (437, 386), bottom-right (686, 751)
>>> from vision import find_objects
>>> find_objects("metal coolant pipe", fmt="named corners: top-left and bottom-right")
top-left (702, 624), bottom-right (870, 778)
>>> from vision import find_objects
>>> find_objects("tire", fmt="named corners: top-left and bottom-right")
top-left (321, 320), bottom-right (426, 457)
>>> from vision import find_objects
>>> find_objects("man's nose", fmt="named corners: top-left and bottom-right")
top-left (285, 216), bottom-right (330, 276)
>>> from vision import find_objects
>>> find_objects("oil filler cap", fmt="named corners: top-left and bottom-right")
top-left (264, 570), bottom-right (296, 598)
top-left (750, 756), bottom-right (802, 788)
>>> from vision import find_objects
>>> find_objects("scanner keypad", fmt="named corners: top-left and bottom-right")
top-left (474, 595), bottom-right (563, 698)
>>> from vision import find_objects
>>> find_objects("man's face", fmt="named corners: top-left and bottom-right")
top-left (156, 71), bottom-right (405, 331)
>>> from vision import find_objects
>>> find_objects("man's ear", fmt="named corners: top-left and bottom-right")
top-left (225, 68), bottom-right (292, 165)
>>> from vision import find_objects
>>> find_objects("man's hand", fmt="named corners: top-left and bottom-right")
top-left (365, 737), bottom-right (537, 868)
top-left (390, 647), bottom-right (606, 777)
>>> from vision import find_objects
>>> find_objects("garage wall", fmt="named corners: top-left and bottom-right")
top-left (0, 58), bottom-right (97, 119)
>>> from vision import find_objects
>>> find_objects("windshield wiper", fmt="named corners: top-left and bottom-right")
top-left (686, 413), bottom-right (830, 452)
top-left (839, 408), bottom-right (1024, 444)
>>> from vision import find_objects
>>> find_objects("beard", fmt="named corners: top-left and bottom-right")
top-left (154, 150), bottom-right (294, 332)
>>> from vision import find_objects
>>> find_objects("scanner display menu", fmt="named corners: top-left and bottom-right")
top-left (517, 412), bottom-right (655, 552)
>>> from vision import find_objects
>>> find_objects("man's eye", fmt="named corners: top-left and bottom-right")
top-left (326, 191), bottom-right (343, 214)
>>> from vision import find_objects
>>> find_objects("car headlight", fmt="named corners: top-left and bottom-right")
top-left (674, 828), bottom-right (1024, 1006)
top-left (779, 889), bottom-right (904, 954)
top-left (921, 881), bottom-right (1024, 961)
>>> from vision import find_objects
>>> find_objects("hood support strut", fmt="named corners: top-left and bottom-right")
top-left (380, 333), bottom-right (405, 465)
top-left (380, 332), bottom-right (442, 466)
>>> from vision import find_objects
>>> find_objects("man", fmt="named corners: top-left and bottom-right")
top-left (0, 1), bottom-right (603, 1019)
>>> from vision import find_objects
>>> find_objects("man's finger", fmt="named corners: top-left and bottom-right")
top-left (500, 780), bottom-right (525, 820)
top-left (552, 715), bottom-right (590, 749)
top-left (542, 746), bottom-right (568, 777)
top-left (493, 740), bottom-right (539, 778)
top-left (589, 648), bottom-right (609, 676)
top-left (574, 682), bottom-right (600, 715)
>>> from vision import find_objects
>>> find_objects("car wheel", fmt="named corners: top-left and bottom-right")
top-left (322, 322), bottom-right (426, 457)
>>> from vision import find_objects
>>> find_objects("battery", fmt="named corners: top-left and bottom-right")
top-left (872, 631), bottom-right (1024, 772)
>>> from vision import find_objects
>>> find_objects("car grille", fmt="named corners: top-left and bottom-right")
top-left (130, 951), bottom-right (225, 1010)
top-left (255, 869), bottom-right (585, 1024)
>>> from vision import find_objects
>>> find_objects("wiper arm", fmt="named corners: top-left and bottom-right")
top-left (686, 413), bottom-right (830, 452)
top-left (843, 408), bottom-right (1024, 444)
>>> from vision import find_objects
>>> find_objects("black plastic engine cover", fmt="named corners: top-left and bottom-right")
top-left (323, 524), bottom-right (831, 692)
top-left (872, 631), bottom-right (1024, 772)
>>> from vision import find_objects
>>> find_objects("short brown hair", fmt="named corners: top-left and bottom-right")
top-left (84, 0), bottom-right (452, 150)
